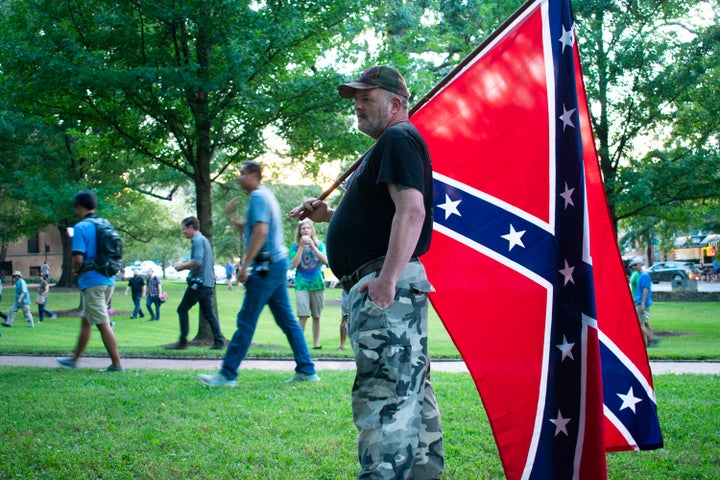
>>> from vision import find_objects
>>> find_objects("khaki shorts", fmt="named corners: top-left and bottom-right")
top-left (296, 289), bottom-right (324, 318)
top-left (635, 305), bottom-right (650, 324)
top-left (81, 285), bottom-right (113, 325)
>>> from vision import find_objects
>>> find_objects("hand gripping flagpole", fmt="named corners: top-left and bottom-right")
top-left (288, 0), bottom-right (536, 220)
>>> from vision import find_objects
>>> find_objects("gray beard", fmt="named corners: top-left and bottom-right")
top-left (357, 111), bottom-right (389, 139)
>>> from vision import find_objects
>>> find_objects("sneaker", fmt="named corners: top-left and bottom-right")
top-left (210, 340), bottom-right (225, 350)
top-left (110, 321), bottom-right (116, 330)
top-left (285, 372), bottom-right (320, 383)
top-left (51, 314), bottom-right (57, 320)
top-left (165, 341), bottom-right (188, 350)
top-left (198, 372), bottom-right (237, 387)
top-left (106, 365), bottom-right (125, 373)
top-left (56, 357), bottom-right (76, 369)
top-left (1, 322), bottom-right (11, 328)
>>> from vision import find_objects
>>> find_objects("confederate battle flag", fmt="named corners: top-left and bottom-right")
top-left (410, 0), bottom-right (663, 478)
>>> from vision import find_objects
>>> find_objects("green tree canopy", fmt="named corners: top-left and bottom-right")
top-left (2, 0), bottom-right (718, 269)
top-left (0, 0), bottom-right (374, 243)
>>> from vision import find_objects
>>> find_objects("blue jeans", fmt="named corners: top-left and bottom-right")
top-left (221, 258), bottom-right (315, 381)
top-left (146, 296), bottom-right (161, 320)
top-left (131, 294), bottom-right (144, 317)
top-left (37, 302), bottom-right (55, 321)
top-left (176, 285), bottom-right (224, 345)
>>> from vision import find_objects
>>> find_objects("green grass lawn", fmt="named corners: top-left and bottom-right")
top-left (0, 281), bottom-right (718, 360)
top-left (0, 368), bottom-right (717, 479)
top-left (1, 282), bottom-right (718, 479)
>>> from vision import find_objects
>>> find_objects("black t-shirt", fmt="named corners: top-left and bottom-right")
top-left (326, 121), bottom-right (433, 279)
top-left (127, 276), bottom-right (145, 296)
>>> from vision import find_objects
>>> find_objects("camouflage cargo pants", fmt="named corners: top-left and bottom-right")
top-left (347, 261), bottom-right (444, 480)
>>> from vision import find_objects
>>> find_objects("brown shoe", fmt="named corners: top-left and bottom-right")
top-left (165, 342), bottom-right (188, 350)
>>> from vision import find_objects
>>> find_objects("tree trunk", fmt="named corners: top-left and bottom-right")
top-left (188, 7), bottom-right (222, 345)
top-left (190, 289), bottom-right (223, 345)
top-left (189, 134), bottom-right (221, 344)
top-left (56, 224), bottom-right (78, 289)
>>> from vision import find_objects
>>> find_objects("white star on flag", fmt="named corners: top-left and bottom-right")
top-left (559, 104), bottom-right (576, 132)
top-left (559, 181), bottom-right (575, 209)
top-left (617, 387), bottom-right (643, 414)
top-left (501, 224), bottom-right (526, 251)
top-left (559, 23), bottom-right (575, 52)
top-left (559, 259), bottom-right (575, 285)
top-left (550, 410), bottom-right (572, 437)
top-left (556, 335), bottom-right (575, 361)
top-left (437, 194), bottom-right (462, 220)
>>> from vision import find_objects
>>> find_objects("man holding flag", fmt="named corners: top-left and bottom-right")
top-left (292, 65), bottom-right (444, 480)
top-left (294, 0), bottom-right (662, 477)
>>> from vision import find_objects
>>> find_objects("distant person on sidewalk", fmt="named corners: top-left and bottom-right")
top-left (145, 268), bottom-right (163, 321)
top-left (36, 274), bottom-right (57, 322)
top-left (198, 161), bottom-right (318, 387)
top-left (167, 216), bottom-right (226, 350)
top-left (0, 274), bottom-right (7, 323)
top-left (57, 190), bottom-right (124, 372)
top-left (1, 271), bottom-right (34, 328)
top-left (337, 289), bottom-right (348, 351)
top-left (629, 260), bottom-right (640, 299)
top-left (225, 260), bottom-right (235, 290)
top-left (124, 268), bottom-right (146, 318)
top-left (630, 257), bottom-right (658, 347)
top-left (290, 219), bottom-right (328, 350)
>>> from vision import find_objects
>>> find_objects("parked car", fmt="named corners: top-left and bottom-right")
top-left (214, 265), bottom-right (227, 281)
top-left (123, 260), bottom-right (162, 280)
top-left (163, 266), bottom-right (186, 280)
top-left (647, 261), bottom-right (698, 285)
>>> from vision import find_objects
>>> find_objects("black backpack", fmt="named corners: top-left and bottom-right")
top-left (82, 217), bottom-right (123, 277)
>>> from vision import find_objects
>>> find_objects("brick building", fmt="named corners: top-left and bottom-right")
top-left (1, 226), bottom-right (64, 280)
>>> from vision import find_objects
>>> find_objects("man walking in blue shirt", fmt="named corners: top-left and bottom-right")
top-left (57, 190), bottom-right (123, 371)
top-left (630, 257), bottom-right (658, 347)
top-left (198, 161), bottom-right (318, 386)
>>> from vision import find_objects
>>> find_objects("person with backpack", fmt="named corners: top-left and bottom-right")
top-left (57, 190), bottom-right (124, 372)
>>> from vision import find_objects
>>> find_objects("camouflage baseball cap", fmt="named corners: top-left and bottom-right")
top-left (338, 66), bottom-right (410, 99)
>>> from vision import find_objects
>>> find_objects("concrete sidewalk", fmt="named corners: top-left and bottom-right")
top-left (1, 355), bottom-right (718, 375)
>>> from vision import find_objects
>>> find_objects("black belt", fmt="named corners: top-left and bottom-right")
top-left (340, 256), bottom-right (419, 293)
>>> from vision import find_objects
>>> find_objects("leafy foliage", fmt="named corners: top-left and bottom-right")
top-left (574, 0), bottom-right (720, 243)
top-left (0, 0), bottom-right (372, 243)
top-left (1, 0), bottom-right (718, 268)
